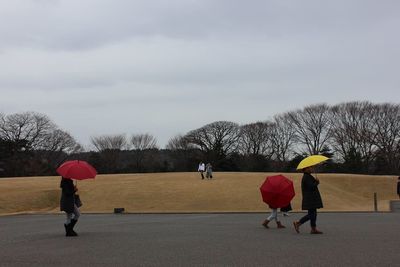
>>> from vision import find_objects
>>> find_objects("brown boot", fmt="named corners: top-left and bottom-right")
top-left (262, 219), bottom-right (270, 229)
top-left (293, 221), bottom-right (300, 233)
top-left (310, 227), bottom-right (323, 234)
top-left (276, 221), bottom-right (286, 228)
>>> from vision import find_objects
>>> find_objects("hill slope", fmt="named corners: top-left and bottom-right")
top-left (0, 172), bottom-right (397, 214)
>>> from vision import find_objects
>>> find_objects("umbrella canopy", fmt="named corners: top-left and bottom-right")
top-left (296, 155), bottom-right (329, 170)
top-left (57, 160), bottom-right (97, 180)
top-left (260, 175), bottom-right (295, 209)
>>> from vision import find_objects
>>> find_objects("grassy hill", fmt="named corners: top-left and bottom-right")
top-left (0, 172), bottom-right (398, 215)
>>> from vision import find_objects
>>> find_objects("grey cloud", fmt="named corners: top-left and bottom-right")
top-left (0, 0), bottom-right (399, 147)
top-left (1, 0), bottom-right (399, 50)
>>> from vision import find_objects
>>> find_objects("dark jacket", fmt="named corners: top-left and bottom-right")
top-left (280, 203), bottom-right (292, 212)
top-left (301, 173), bottom-right (323, 210)
top-left (60, 178), bottom-right (76, 213)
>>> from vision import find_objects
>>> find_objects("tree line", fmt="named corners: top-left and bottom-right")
top-left (1, 101), bottom-right (399, 177)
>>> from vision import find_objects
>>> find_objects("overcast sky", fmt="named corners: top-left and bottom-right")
top-left (0, 0), bottom-right (399, 148)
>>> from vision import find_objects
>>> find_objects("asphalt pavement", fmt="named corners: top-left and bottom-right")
top-left (0, 213), bottom-right (399, 266)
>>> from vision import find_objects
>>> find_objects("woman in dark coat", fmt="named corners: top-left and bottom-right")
top-left (60, 177), bottom-right (80, 237)
top-left (293, 166), bottom-right (323, 234)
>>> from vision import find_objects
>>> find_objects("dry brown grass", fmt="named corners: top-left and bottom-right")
top-left (0, 172), bottom-right (398, 215)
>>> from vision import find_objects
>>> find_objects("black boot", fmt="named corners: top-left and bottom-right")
top-left (64, 223), bottom-right (69, 236)
top-left (70, 219), bottom-right (78, 236)
top-left (65, 223), bottom-right (76, 237)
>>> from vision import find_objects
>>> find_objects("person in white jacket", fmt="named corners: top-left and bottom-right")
top-left (198, 162), bottom-right (205, 179)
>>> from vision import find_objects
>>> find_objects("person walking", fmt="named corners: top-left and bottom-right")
top-left (262, 206), bottom-right (285, 229)
top-left (205, 163), bottom-right (213, 179)
top-left (293, 166), bottom-right (324, 234)
top-left (60, 177), bottom-right (80, 237)
top-left (198, 162), bottom-right (205, 179)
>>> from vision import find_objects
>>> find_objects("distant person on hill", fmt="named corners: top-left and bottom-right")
top-left (397, 177), bottom-right (400, 199)
top-left (206, 163), bottom-right (213, 179)
top-left (60, 177), bottom-right (80, 237)
top-left (198, 162), bottom-right (205, 179)
top-left (293, 166), bottom-right (324, 234)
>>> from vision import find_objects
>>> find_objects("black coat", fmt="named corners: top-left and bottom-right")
top-left (301, 173), bottom-right (323, 210)
top-left (60, 178), bottom-right (76, 213)
top-left (397, 181), bottom-right (400, 194)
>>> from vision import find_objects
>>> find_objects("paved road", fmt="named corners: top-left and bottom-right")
top-left (0, 213), bottom-right (399, 266)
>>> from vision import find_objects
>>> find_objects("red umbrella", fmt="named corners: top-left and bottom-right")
top-left (56, 160), bottom-right (97, 180)
top-left (260, 175), bottom-right (295, 208)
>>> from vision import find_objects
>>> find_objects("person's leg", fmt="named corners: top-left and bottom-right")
top-left (65, 213), bottom-right (73, 225)
top-left (263, 209), bottom-right (277, 228)
top-left (265, 209), bottom-right (285, 228)
top-left (64, 213), bottom-right (76, 236)
top-left (200, 171), bottom-right (204, 179)
top-left (309, 209), bottom-right (317, 227)
top-left (70, 205), bottom-right (80, 236)
top-left (293, 211), bottom-right (311, 233)
top-left (268, 209), bottom-right (277, 221)
top-left (310, 209), bottom-right (323, 234)
top-left (299, 212), bottom-right (311, 225)
top-left (73, 204), bottom-right (80, 221)
top-left (276, 209), bottom-right (285, 228)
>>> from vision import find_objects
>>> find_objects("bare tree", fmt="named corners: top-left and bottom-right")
top-left (330, 101), bottom-right (378, 171)
top-left (371, 103), bottom-right (400, 173)
top-left (89, 134), bottom-right (128, 173)
top-left (38, 129), bottom-right (82, 169)
top-left (131, 133), bottom-right (158, 150)
top-left (0, 112), bottom-right (81, 176)
top-left (165, 134), bottom-right (198, 171)
top-left (185, 121), bottom-right (240, 160)
top-left (238, 122), bottom-right (274, 158)
top-left (270, 114), bottom-right (296, 162)
top-left (287, 104), bottom-right (333, 155)
top-left (90, 134), bottom-right (128, 151)
top-left (129, 133), bottom-right (159, 172)
top-left (0, 112), bottom-right (80, 153)
top-left (166, 134), bottom-right (193, 150)
top-left (0, 112), bottom-right (55, 150)
top-left (330, 103), bottom-right (358, 160)
top-left (42, 129), bottom-right (82, 154)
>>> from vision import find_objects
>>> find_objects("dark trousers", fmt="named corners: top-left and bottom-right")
top-left (299, 209), bottom-right (317, 227)
top-left (199, 171), bottom-right (204, 179)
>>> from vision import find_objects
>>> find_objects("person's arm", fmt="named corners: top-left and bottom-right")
top-left (304, 174), bottom-right (319, 190)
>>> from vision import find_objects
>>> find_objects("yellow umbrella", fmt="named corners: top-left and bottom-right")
top-left (296, 155), bottom-right (329, 170)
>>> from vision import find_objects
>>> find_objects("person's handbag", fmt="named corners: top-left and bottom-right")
top-left (75, 194), bottom-right (83, 208)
